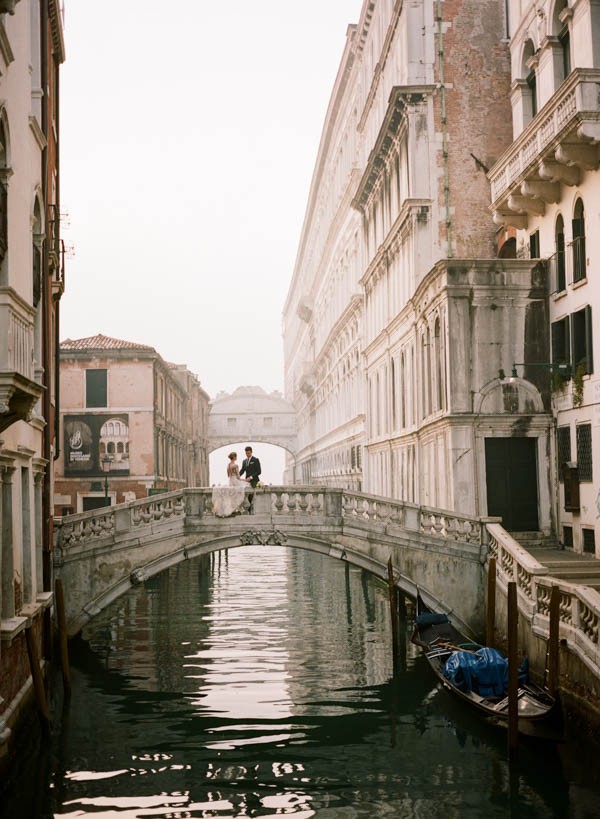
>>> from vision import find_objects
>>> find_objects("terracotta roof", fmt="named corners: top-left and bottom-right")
top-left (60, 334), bottom-right (156, 352)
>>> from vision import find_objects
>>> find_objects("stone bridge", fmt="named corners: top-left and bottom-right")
top-left (53, 487), bottom-right (600, 695)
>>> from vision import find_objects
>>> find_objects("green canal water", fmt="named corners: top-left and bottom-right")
top-left (2, 545), bottom-right (600, 817)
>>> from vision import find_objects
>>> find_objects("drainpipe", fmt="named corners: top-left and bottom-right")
top-left (436, 0), bottom-right (453, 258)
top-left (54, 53), bottom-right (61, 463)
top-left (41, 0), bottom-right (51, 595)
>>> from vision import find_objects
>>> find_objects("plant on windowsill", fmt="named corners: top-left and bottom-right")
top-left (551, 367), bottom-right (569, 393)
top-left (572, 362), bottom-right (586, 407)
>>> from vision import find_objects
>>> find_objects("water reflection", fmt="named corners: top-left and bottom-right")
top-left (1, 545), bottom-right (600, 818)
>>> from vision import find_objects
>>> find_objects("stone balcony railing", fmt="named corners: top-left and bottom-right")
top-left (489, 69), bottom-right (600, 226)
top-left (487, 523), bottom-right (600, 681)
top-left (0, 287), bottom-right (41, 431)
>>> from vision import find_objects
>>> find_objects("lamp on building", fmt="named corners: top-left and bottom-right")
top-left (101, 454), bottom-right (113, 505)
top-left (509, 362), bottom-right (571, 382)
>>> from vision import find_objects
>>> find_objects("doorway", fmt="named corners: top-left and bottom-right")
top-left (485, 437), bottom-right (539, 531)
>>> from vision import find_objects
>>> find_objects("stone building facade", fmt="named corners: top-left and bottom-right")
top-left (54, 335), bottom-right (210, 514)
top-left (489, 0), bottom-right (600, 554)
top-left (0, 0), bottom-right (65, 753)
top-left (284, 0), bottom-right (561, 536)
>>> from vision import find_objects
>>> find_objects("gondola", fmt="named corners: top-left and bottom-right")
top-left (411, 592), bottom-right (559, 737)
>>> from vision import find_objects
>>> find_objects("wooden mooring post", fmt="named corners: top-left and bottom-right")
top-left (547, 585), bottom-right (560, 695)
top-left (486, 556), bottom-right (496, 648)
top-left (25, 625), bottom-right (50, 729)
top-left (507, 581), bottom-right (519, 761)
top-left (387, 557), bottom-right (399, 669)
top-left (55, 577), bottom-right (72, 696)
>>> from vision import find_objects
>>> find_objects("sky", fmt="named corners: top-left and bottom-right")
top-left (59, 1), bottom-right (364, 482)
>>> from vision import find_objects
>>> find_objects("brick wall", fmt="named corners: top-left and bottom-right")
top-left (435, 0), bottom-right (512, 257)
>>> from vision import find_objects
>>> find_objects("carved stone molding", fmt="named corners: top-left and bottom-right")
top-left (520, 180), bottom-right (560, 204)
top-left (239, 529), bottom-right (288, 546)
top-left (538, 159), bottom-right (580, 186)
top-left (507, 194), bottom-right (545, 216)
top-left (555, 142), bottom-right (599, 170)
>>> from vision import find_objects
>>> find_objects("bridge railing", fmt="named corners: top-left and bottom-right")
top-left (487, 522), bottom-right (600, 678)
top-left (55, 486), bottom-right (495, 550)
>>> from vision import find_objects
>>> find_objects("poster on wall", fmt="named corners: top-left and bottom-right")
top-left (64, 413), bottom-right (131, 477)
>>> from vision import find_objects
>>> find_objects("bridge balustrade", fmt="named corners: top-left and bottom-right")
top-left (52, 487), bottom-right (600, 690)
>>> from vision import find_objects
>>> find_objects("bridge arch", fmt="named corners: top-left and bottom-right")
top-left (66, 533), bottom-right (397, 637)
top-left (208, 386), bottom-right (297, 455)
top-left (53, 488), bottom-right (489, 639)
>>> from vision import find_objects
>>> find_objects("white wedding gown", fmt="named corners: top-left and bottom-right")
top-left (212, 466), bottom-right (248, 517)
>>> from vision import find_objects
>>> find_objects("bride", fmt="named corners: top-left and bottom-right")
top-left (212, 452), bottom-right (248, 517)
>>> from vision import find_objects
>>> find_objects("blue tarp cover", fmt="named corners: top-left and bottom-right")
top-left (443, 647), bottom-right (509, 697)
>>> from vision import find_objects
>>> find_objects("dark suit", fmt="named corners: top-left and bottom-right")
top-left (239, 456), bottom-right (261, 487)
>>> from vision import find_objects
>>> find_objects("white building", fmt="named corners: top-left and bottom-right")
top-left (489, 0), bottom-right (600, 555)
top-left (284, 0), bottom-right (564, 538)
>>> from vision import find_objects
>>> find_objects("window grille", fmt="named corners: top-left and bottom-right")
top-left (576, 423), bottom-right (592, 482)
top-left (557, 426), bottom-right (571, 480)
top-left (563, 525), bottom-right (573, 549)
top-left (582, 528), bottom-right (596, 555)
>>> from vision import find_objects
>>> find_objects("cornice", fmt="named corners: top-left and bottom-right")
top-left (357, 0), bottom-right (405, 133)
top-left (48, 0), bottom-right (66, 63)
top-left (359, 198), bottom-right (431, 288)
top-left (352, 85), bottom-right (434, 212)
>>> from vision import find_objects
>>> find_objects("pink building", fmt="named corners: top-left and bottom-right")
top-left (54, 335), bottom-right (210, 514)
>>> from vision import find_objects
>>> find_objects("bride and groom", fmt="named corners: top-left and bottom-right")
top-left (212, 447), bottom-right (262, 517)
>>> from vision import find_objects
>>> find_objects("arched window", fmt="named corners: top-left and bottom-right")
top-left (435, 318), bottom-right (444, 411)
top-left (400, 352), bottom-right (406, 430)
top-left (391, 358), bottom-right (397, 431)
top-left (523, 40), bottom-right (538, 121)
top-left (572, 199), bottom-right (586, 283)
top-left (0, 115), bottom-right (9, 266)
top-left (552, 0), bottom-right (571, 84)
top-left (554, 214), bottom-right (565, 292)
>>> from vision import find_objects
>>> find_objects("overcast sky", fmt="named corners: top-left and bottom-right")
top-left (59, 1), bottom-right (363, 482)
top-left (59, 1), bottom-right (363, 397)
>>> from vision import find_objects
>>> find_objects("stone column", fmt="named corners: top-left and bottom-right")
top-left (1, 462), bottom-right (16, 619)
top-left (33, 464), bottom-right (45, 599)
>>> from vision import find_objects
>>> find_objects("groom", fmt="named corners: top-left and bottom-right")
top-left (239, 446), bottom-right (261, 512)
top-left (239, 446), bottom-right (261, 487)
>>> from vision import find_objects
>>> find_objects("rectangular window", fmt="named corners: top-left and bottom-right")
top-left (551, 316), bottom-right (570, 368)
top-left (571, 306), bottom-right (593, 375)
top-left (562, 525), bottom-right (573, 549)
top-left (86, 369), bottom-right (107, 408)
top-left (529, 230), bottom-right (540, 259)
top-left (576, 423), bottom-right (592, 482)
top-left (557, 426), bottom-right (571, 481)
top-left (582, 528), bottom-right (596, 555)
top-left (227, 417), bottom-right (236, 429)
top-left (263, 417), bottom-right (273, 429)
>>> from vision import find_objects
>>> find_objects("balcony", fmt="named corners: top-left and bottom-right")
top-left (489, 69), bottom-right (600, 226)
top-left (0, 287), bottom-right (42, 431)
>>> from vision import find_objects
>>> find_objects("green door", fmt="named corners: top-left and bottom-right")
top-left (485, 437), bottom-right (539, 531)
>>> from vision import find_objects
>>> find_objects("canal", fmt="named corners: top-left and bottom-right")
top-left (2, 545), bottom-right (600, 817)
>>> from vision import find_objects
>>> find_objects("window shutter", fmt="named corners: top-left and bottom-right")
top-left (584, 305), bottom-right (593, 374)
